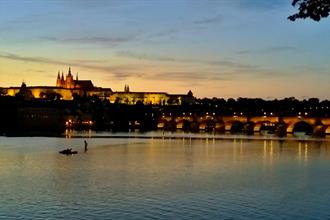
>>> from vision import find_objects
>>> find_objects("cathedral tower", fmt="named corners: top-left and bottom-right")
top-left (124, 84), bottom-right (130, 93)
top-left (56, 71), bottom-right (62, 87)
top-left (65, 67), bottom-right (74, 89)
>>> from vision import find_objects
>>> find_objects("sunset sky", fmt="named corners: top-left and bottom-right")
top-left (0, 0), bottom-right (329, 99)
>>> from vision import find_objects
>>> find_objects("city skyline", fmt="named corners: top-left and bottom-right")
top-left (0, 0), bottom-right (330, 99)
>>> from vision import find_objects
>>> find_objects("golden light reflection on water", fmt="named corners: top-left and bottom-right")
top-left (1, 137), bottom-right (330, 220)
top-left (298, 142), bottom-right (302, 161)
top-left (65, 129), bottom-right (93, 139)
top-left (0, 138), bottom-right (330, 183)
top-left (304, 142), bottom-right (308, 164)
top-left (65, 129), bottom-right (73, 138)
top-left (297, 141), bottom-right (310, 165)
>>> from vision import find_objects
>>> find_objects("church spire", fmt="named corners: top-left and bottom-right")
top-left (124, 84), bottom-right (130, 92)
top-left (68, 66), bottom-right (72, 76)
top-left (76, 72), bottom-right (78, 81)
top-left (56, 71), bottom-right (61, 87)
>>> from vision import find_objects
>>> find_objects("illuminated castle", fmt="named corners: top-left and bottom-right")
top-left (1, 67), bottom-right (195, 105)
top-left (56, 67), bottom-right (94, 90)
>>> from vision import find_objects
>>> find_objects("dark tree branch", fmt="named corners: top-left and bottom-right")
top-left (288, 0), bottom-right (330, 21)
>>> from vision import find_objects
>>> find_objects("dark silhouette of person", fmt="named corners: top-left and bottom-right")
top-left (84, 140), bottom-right (88, 152)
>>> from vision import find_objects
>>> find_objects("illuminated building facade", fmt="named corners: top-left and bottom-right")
top-left (0, 67), bottom-right (194, 105)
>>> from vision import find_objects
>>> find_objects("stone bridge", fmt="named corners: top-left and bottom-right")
top-left (157, 115), bottom-right (330, 136)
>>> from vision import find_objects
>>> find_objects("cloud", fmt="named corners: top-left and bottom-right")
top-left (41, 36), bottom-right (135, 46)
top-left (0, 51), bottom-right (280, 86)
top-left (147, 71), bottom-right (238, 84)
top-left (145, 14), bottom-right (222, 40)
top-left (144, 71), bottom-right (232, 88)
top-left (117, 50), bottom-right (257, 69)
top-left (117, 51), bottom-right (175, 62)
top-left (0, 52), bottom-right (138, 80)
top-left (237, 46), bottom-right (300, 55)
top-left (0, 52), bottom-right (68, 66)
top-left (147, 27), bottom-right (184, 39)
top-left (193, 15), bottom-right (222, 25)
top-left (107, 72), bottom-right (146, 80)
top-left (73, 59), bottom-right (108, 64)
top-left (153, 72), bottom-right (210, 81)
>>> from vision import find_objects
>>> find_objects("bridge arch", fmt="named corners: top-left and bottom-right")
top-left (157, 115), bottom-right (330, 135)
top-left (230, 120), bottom-right (244, 134)
top-left (292, 121), bottom-right (313, 135)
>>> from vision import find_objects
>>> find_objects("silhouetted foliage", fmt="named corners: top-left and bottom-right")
top-left (0, 95), bottom-right (329, 136)
top-left (44, 91), bottom-right (62, 100)
top-left (289, 0), bottom-right (330, 21)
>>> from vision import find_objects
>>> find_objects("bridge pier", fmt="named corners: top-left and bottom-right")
top-left (157, 115), bottom-right (330, 136)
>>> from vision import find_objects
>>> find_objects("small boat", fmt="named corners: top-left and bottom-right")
top-left (59, 148), bottom-right (78, 155)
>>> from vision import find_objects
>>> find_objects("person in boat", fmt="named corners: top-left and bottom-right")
top-left (59, 148), bottom-right (77, 155)
top-left (84, 140), bottom-right (88, 152)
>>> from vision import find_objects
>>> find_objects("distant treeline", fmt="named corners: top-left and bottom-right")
top-left (188, 97), bottom-right (330, 117)
top-left (0, 95), bottom-right (329, 136)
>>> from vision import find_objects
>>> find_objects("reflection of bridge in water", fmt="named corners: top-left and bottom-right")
top-left (157, 115), bottom-right (330, 136)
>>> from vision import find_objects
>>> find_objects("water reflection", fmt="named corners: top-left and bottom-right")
top-left (65, 129), bottom-right (73, 139)
top-left (65, 129), bottom-right (93, 139)
top-left (304, 142), bottom-right (309, 164)
top-left (1, 137), bottom-right (330, 219)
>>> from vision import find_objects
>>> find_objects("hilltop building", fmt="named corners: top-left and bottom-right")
top-left (1, 67), bottom-right (194, 105)
top-left (56, 67), bottom-right (94, 90)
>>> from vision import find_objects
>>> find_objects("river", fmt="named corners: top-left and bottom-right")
top-left (0, 134), bottom-right (330, 219)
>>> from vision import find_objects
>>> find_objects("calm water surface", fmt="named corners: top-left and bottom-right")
top-left (1, 136), bottom-right (330, 219)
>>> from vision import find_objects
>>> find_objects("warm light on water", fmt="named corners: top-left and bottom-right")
top-left (1, 136), bottom-right (330, 219)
